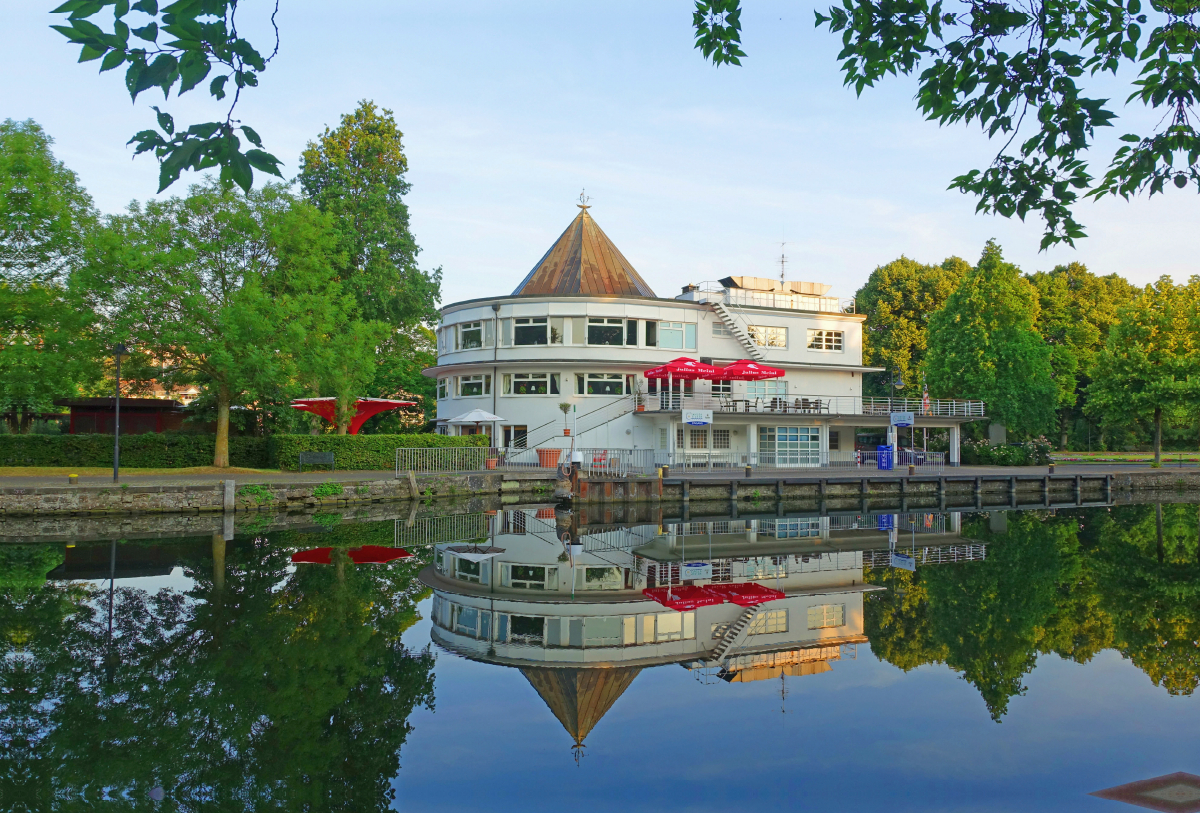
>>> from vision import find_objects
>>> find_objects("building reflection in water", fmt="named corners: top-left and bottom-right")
top-left (418, 506), bottom-right (980, 753)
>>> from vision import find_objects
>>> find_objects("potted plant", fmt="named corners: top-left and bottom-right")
top-left (633, 378), bottom-right (646, 411)
top-left (559, 401), bottom-right (572, 436)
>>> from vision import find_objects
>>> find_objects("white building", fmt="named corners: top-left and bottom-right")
top-left (426, 205), bottom-right (982, 466)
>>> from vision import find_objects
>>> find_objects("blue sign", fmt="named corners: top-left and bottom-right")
top-left (681, 562), bottom-right (713, 580)
top-left (878, 514), bottom-right (894, 531)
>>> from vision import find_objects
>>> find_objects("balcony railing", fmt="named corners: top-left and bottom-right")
top-left (642, 393), bottom-right (984, 418)
top-left (680, 283), bottom-right (855, 314)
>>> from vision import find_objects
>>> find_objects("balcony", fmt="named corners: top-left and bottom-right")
top-left (639, 393), bottom-right (985, 419)
top-left (678, 282), bottom-right (856, 315)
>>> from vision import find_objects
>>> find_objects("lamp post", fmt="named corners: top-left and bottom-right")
top-left (888, 370), bottom-right (904, 448)
top-left (113, 343), bottom-right (129, 483)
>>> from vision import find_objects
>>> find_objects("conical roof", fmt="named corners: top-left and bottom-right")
top-left (519, 666), bottom-right (641, 746)
top-left (511, 207), bottom-right (656, 297)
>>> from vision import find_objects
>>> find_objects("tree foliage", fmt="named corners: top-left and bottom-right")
top-left (695, 0), bottom-right (1200, 248)
top-left (924, 241), bottom-right (1056, 435)
top-left (856, 255), bottom-right (969, 397)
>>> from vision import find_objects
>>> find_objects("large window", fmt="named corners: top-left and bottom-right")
top-left (807, 604), bottom-right (846, 629)
top-left (712, 379), bottom-right (732, 395)
top-left (455, 559), bottom-right (484, 584)
top-left (759, 426), bottom-right (820, 466)
top-left (712, 321), bottom-right (732, 337)
top-left (807, 329), bottom-right (843, 351)
top-left (503, 372), bottom-right (559, 395)
top-left (458, 321), bottom-right (484, 349)
top-left (746, 379), bottom-right (787, 399)
top-left (651, 611), bottom-right (695, 642)
top-left (514, 317), bottom-right (548, 345)
top-left (626, 319), bottom-right (638, 345)
top-left (712, 429), bottom-right (731, 449)
top-left (508, 615), bottom-right (544, 645)
top-left (748, 609), bottom-right (788, 635)
top-left (577, 373), bottom-right (624, 395)
top-left (437, 378), bottom-right (447, 399)
top-left (689, 428), bottom-right (708, 449)
top-left (502, 563), bottom-right (559, 590)
top-left (583, 616), bottom-right (627, 646)
top-left (588, 317), bottom-right (625, 346)
top-left (458, 374), bottom-right (490, 397)
top-left (652, 321), bottom-right (697, 350)
top-left (748, 325), bottom-right (787, 348)
top-left (575, 566), bottom-right (624, 590)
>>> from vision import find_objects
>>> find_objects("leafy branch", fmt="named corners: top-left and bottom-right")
top-left (51, 0), bottom-right (283, 192)
top-left (693, 0), bottom-right (1200, 249)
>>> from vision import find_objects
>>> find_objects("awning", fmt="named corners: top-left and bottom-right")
top-left (291, 546), bottom-right (414, 565)
top-left (704, 582), bottom-right (787, 607)
top-left (643, 357), bottom-right (722, 381)
top-left (642, 584), bottom-right (726, 611)
top-left (712, 360), bottom-right (785, 381)
top-left (291, 397), bottom-right (417, 434)
top-left (444, 545), bottom-right (505, 562)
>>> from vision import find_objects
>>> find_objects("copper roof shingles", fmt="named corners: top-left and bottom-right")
top-left (511, 208), bottom-right (656, 297)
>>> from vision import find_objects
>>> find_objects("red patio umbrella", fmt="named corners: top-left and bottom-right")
top-left (642, 584), bottom-right (727, 611)
top-left (643, 357), bottom-right (722, 380)
top-left (291, 397), bottom-right (417, 435)
top-left (703, 581), bottom-right (786, 607)
top-left (291, 546), bottom-right (414, 565)
top-left (712, 359), bottom-right (784, 381)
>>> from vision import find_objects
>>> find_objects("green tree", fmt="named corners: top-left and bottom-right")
top-left (363, 325), bottom-right (438, 433)
top-left (695, 0), bottom-right (1200, 248)
top-left (924, 241), bottom-right (1056, 436)
top-left (1027, 263), bottom-right (1138, 449)
top-left (298, 100), bottom-right (441, 328)
top-left (78, 181), bottom-right (380, 465)
top-left (1086, 278), bottom-right (1191, 463)
top-left (856, 255), bottom-right (969, 397)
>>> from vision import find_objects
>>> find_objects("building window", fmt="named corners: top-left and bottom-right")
top-left (502, 563), bottom-right (559, 590)
top-left (514, 317), bottom-right (548, 345)
top-left (748, 325), bottom-right (787, 348)
top-left (659, 428), bottom-right (669, 450)
top-left (645, 321), bottom-right (657, 346)
top-left (807, 604), bottom-right (846, 629)
top-left (508, 615), bottom-right (544, 645)
top-left (759, 426), bottom-right (819, 466)
top-left (712, 379), bottom-right (732, 395)
top-left (746, 379), bottom-right (787, 399)
top-left (767, 518), bottom-right (821, 538)
top-left (748, 609), bottom-right (788, 635)
top-left (583, 616), bottom-right (628, 647)
top-left (577, 373), bottom-right (624, 395)
top-left (829, 430), bottom-right (839, 451)
top-left (458, 374), bottom-right (490, 397)
top-left (550, 317), bottom-right (564, 344)
top-left (626, 319), bottom-right (638, 345)
top-left (653, 321), bottom-right (697, 350)
top-left (437, 378), bottom-right (447, 399)
top-left (503, 425), bottom-right (528, 448)
top-left (455, 558), bottom-right (484, 584)
top-left (503, 372), bottom-right (559, 395)
top-left (712, 429), bottom-right (731, 449)
top-left (458, 321), bottom-right (484, 349)
top-left (676, 427), bottom-right (684, 448)
top-left (653, 611), bottom-right (695, 642)
top-left (807, 329), bottom-right (843, 351)
top-left (712, 321), bottom-right (732, 337)
top-left (588, 317), bottom-right (625, 345)
top-left (575, 566), bottom-right (624, 590)
top-left (689, 428), bottom-right (708, 449)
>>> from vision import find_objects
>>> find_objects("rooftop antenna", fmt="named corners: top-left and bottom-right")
top-left (778, 241), bottom-right (788, 284)
top-left (577, 189), bottom-right (591, 211)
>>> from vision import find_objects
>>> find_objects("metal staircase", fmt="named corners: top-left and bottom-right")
top-left (711, 302), bottom-right (765, 361)
top-left (708, 604), bottom-right (761, 663)
top-left (521, 396), bottom-right (635, 449)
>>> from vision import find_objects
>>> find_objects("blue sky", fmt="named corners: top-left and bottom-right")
top-left (7, 1), bottom-right (1198, 307)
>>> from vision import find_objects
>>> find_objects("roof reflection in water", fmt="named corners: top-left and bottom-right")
top-left (418, 505), bottom-right (983, 750)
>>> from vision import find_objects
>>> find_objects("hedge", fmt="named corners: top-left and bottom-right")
top-left (270, 433), bottom-right (489, 471)
top-left (0, 433), bottom-right (269, 468)
top-left (961, 439), bottom-right (1052, 466)
top-left (0, 432), bottom-right (486, 470)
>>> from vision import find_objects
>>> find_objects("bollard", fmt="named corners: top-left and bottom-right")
top-left (908, 464), bottom-right (915, 476)
top-left (68, 473), bottom-right (78, 485)
top-left (1048, 463), bottom-right (1055, 474)
top-left (744, 464), bottom-right (752, 479)
top-left (662, 464), bottom-right (670, 478)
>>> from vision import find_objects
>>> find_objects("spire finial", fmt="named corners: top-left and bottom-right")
top-left (577, 189), bottom-right (591, 211)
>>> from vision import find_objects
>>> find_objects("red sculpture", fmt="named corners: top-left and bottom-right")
top-left (290, 397), bottom-right (416, 435)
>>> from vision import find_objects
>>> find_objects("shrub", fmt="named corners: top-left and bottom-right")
top-left (312, 481), bottom-right (344, 498)
top-left (961, 438), bottom-right (1052, 466)
top-left (268, 433), bottom-right (489, 471)
top-left (0, 433), bottom-right (269, 468)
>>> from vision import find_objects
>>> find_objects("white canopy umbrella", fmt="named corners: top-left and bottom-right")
top-left (444, 545), bottom-right (505, 562)
top-left (447, 408), bottom-right (504, 436)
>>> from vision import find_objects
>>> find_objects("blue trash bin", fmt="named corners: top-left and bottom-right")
top-left (877, 445), bottom-right (894, 471)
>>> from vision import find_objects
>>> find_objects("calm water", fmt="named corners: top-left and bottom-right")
top-left (4, 501), bottom-right (1199, 812)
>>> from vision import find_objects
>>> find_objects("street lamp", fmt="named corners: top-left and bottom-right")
top-left (113, 343), bottom-right (130, 483)
top-left (888, 370), bottom-right (904, 449)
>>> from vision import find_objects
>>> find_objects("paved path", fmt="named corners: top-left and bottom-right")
top-left (0, 469), bottom-right (398, 489)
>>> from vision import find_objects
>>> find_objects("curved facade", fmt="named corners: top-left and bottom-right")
top-left (426, 207), bottom-right (980, 462)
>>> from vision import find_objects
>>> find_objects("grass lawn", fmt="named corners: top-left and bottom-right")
top-left (1050, 451), bottom-right (1199, 462)
top-left (0, 466), bottom-right (279, 477)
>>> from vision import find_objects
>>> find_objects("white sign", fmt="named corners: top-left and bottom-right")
top-left (683, 409), bottom-right (713, 426)
top-left (891, 411), bottom-right (915, 427)
top-left (890, 553), bottom-right (916, 571)
top-left (681, 562), bottom-right (713, 580)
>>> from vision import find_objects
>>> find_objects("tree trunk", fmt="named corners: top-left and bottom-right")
top-left (1156, 503), bottom-right (1164, 564)
top-left (214, 383), bottom-right (231, 468)
top-left (1154, 406), bottom-right (1162, 466)
top-left (212, 532), bottom-right (226, 593)
top-left (1059, 411), bottom-right (1069, 451)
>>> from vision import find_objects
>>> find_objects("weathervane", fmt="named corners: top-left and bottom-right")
top-left (577, 189), bottom-right (591, 211)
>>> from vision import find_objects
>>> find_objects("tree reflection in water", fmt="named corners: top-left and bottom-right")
top-left (0, 534), bottom-right (435, 812)
top-left (866, 504), bottom-right (1200, 720)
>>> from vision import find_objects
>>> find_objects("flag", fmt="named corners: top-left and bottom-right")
top-left (922, 383), bottom-right (931, 415)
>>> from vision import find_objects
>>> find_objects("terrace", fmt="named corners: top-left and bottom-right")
top-left (640, 393), bottom-right (985, 419)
